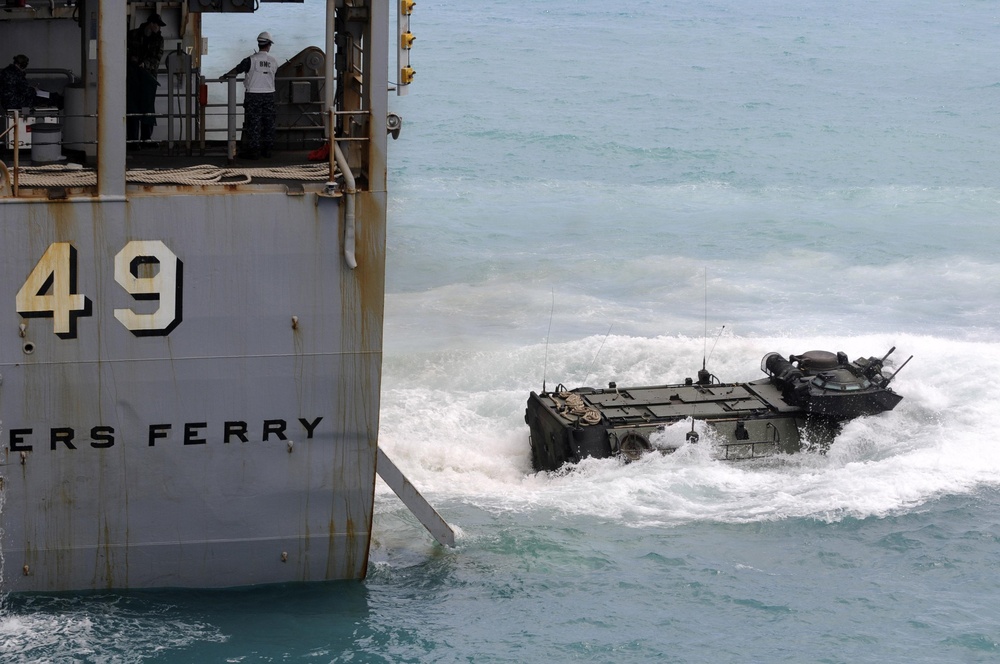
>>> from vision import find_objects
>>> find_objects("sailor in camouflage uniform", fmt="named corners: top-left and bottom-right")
top-left (126, 13), bottom-right (165, 143)
top-left (0, 54), bottom-right (38, 111)
top-left (229, 32), bottom-right (278, 160)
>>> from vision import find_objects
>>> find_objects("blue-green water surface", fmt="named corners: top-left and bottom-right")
top-left (4, 1), bottom-right (1000, 661)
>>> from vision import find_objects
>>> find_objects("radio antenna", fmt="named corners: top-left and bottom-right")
top-left (584, 323), bottom-right (613, 386)
top-left (882, 354), bottom-right (914, 387)
top-left (542, 287), bottom-right (554, 393)
top-left (706, 325), bottom-right (725, 367)
top-left (703, 268), bottom-right (708, 364)
top-left (698, 269), bottom-right (725, 385)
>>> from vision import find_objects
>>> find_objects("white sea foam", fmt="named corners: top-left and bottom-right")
top-left (0, 596), bottom-right (227, 663)
top-left (378, 332), bottom-right (1000, 527)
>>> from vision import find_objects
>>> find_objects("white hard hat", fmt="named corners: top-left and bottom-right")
top-left (257, 31), bottom-right (274, 44)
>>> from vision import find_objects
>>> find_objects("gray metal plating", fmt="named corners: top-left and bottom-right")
top-left (0, 0), bottom-right (412, 591)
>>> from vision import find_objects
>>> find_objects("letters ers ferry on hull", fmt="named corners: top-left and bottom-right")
top-left (0, 0), bottom-right (449, 592)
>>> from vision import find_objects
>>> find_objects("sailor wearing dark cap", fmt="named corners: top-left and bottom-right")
top-left (0, 54), bottom-right (38, 111)
top-left (0, 54), bottom-right (63, 112)
top-left (127, 13), bottom-right (166, 144)
top-left (227, 32), bottom-right (278, 159)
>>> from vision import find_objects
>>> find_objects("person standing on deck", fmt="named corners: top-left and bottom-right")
top-left (226, 32), bottom-right (278, 160)
top-left (126, 13), bottom-right (166, 144)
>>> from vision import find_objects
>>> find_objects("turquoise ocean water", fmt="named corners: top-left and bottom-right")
top-left (4, 1), bottom-right (1000, 661)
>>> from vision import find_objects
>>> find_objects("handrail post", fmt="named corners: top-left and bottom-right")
top-left (328, 108), bottom-right (335, 178)
top-left (12, 109), bottom-right (19, 197)
top-left (227, 76), bottom-right (237, 162)
top-left (185, 53), bottom-right (193, 155)
top-left (198, 74), bottom-right (206, 155)
top-left (167, 62), bottom-right (175, 151)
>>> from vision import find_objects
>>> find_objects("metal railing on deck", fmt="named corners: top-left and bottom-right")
top-left (2, 74), bottom-right (374, 197)
top-left (0, 110), bottom-right (20, 196)
top-left (201, 74), bottom-right (341, 160)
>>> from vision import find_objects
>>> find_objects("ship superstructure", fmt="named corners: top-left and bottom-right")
top-left (0, 0), bottom-right (436, 591)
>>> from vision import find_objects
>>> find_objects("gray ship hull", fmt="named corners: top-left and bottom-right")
top-left (1, 190), bottom-right (386, 591)
top-left (0, 0), bottom-right (416, 591)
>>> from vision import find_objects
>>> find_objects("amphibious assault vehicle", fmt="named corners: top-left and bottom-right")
top-left (525, 348), bottom-right (909, 471)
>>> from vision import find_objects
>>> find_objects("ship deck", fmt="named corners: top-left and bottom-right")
top-left (127, 146), bottom-right (337, 188)
top-left (1, 143), bottom-right (341, 195)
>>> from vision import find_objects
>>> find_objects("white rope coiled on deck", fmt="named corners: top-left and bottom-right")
top-left (12, 163), bottom-right (334, 188)
top-left (126, 166), bottom-right (247, 185)
top-left (557, 390), bottom-right (602, 425)
top-left (15, 163), bottom-right (96, 187)
top-left (223, 164), bottom-right (332, 181)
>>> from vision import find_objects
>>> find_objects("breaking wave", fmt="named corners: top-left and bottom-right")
top-left (378, 332), bottom-right (1000, 527)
